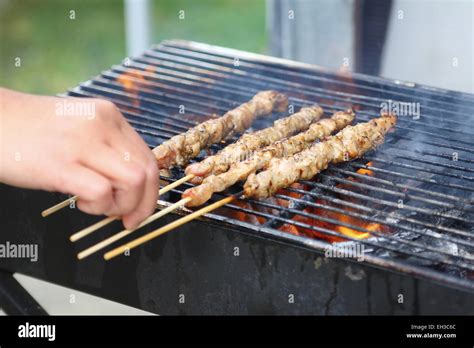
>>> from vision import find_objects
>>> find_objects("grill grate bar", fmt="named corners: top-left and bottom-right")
top-left (67, 85), bottom-right (474, 212)
top-left (115, 58), bottom-right (474, 151)
top-left (319, 172), bottom-right (474, 214)
top-left (272, 193), bottom-right (474, 248)
top-left (79, 77), bottom-right (474, 187)
top-left (117, 61), bottom-right (255, 98)
top-left (123, 113), bottom-right (182, 137)
top-left (137, 53), bottom-right (474, 138)
top-left (383, 145), bottom-right (474, 164)
top-left (163, 183), bottom-right (474, 272)
top-left (282, 187), bottom-right (472, 238)
top-left (365, 156), bottom-right (474, 183)
top-left (148, 47), bottom-right (474, 119)
top-left (395, 155), bottom-right (474, 173)
top-left (160, 41), bottom-right (474, 106)
top-left (90, 79), bottom-right (231, 114)
top-left (69, 81), bottom-right (473, 197)
top-left (115, 57), bottom-right (474, 150)
top-left (69, 86), bottom-right (201, 127)
top-left (256, 161), bottom-right (472, 241)
top-left (331, 166), bottom-right (473, 205)
top-left (102, 69), bottom-right (241, 107)
top-left (391, 133), bottom-right (474, 155)
top-left (144, 45), bottom-right (472, 121)
top-left (349, 162), bottom-right (474, 193)
top-left (82, 69), bottom-right (474, 165)
top-left (163, 155), bottom-right (474, 237)
top-left (302, 180), bottom-right (472, 224)
top-left (68, 88), bottom-right (195, 130)
top-left (161, 172), bottom-right (474, 266)
top-left (133, 52), bottom-right (474, 139)
top-left (67, 89), bottom-right (237, 153)
top-left (244, 197), bottom-right (474, 268)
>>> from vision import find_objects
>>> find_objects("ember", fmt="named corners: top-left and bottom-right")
top-left (278, 162), bottom-right (386, 243)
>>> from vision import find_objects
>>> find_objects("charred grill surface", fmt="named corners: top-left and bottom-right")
top-left (60, 40), bottom-right (474, 293)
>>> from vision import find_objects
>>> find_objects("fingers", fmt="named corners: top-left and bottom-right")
top-left (3, 93), bottom-right (158, 226)
top-left (56, 164), bottom-right (118, 216)
top-left (57, 100), bottom-right (159, 228)
top-left (79, 144), bottom-right (147, 215)
top-left (80, 134), bottom-right (159, 229)
top-left (115, 122), bottom-right (159, 229)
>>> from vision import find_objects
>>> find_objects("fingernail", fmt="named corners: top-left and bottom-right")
top-left (123, 217), bottom-right (139, 230)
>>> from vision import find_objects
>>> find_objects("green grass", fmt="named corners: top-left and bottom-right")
top-left (0, 0), bottom-right (266, 95)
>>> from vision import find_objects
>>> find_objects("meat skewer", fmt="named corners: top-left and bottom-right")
top-left (152, 90), bottom-right (288, 168)
top-left (71, 105), bottom-right (323, 252)
top-left (244, 113), bottom-right (397, 199)
top-left (65, 92), bottom-right (287, 239)
top-left (76, 108), bottom-right (351, 258)
top-left (42, 90), bottom-right (287, 217)
top-left (182, 109), bottom-right (355, 206)
top-left (185, 106), bottom-right (324, 182)
top-left (99, 113), bottom-right (397, 260)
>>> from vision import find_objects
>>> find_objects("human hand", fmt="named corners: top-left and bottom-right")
top-left (0, 88), bottom-right (159, 229)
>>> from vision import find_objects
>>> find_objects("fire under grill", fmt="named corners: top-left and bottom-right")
top-left (62, 40), bottom-right (474, 293)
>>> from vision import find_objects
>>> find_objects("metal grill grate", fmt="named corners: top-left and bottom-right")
top-left (66, 40), bottom-right (474, 292)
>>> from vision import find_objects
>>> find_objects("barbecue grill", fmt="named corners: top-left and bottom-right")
top-left (0, 40), bottom-right (473, 315)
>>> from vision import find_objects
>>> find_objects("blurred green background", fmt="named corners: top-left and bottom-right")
top-left (0, 0), bottom-right (266, 95)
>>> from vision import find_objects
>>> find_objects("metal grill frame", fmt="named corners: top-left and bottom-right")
top-left (65, 40), bottom-right (474, 292)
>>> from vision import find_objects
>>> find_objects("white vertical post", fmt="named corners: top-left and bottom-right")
top-left (266, 0), bottom-right (357, 70)
top-left (124, 0), bottom-right (151, 57)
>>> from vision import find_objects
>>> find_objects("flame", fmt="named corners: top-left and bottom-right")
top-left (277, 162), bottom-right (385, 242)
top-left (216, 199), bottom-right (266, 225)
top-left (335, 214), bottom-right (374, 239)
top-left (278, 201), bottom-right (380, 243)
top-left (117, 72), bottom-right (142, 108)
top-left (281, 224), bottom-right (300, 236)
top-left (356, 161), bottom-right (374, 176)
top-left (221, 162), bottom-right (385, 243)
top-left (328, 162), bottom-right (381, 239)
top-left (116, 66), bottom-right (156, 108)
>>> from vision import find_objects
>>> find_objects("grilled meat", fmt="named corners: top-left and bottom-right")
top-left (182, 109), bottom-right (355, 206)
top-left (244, 114), bottom-right (397, 199)
top-left (152, 90), bottom-right (288, 168)
top-left (185, 105), bottom-right (324, 182)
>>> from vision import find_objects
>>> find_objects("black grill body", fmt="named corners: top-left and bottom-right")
top-left (0, 40), bottom-right (473, 314)
top-left (0, 185), bottom-right (472, 315)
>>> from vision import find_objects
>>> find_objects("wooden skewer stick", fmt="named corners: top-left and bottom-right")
top-left (77, 197), bottom-right (191, 259)
top-left (158, 174), bottom-right (195, 195)
top-left (70, 216), bottom-right (117, 242)
top-left (69, 174), bottom-right (196, 242)
top-left (41, 174), bottom-right (195, 218)
top-left (104, 195), bottom-right (237, 261)
top-left (41, 196), bottom-right (77, 217)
